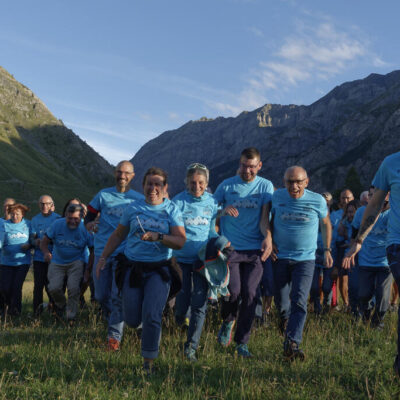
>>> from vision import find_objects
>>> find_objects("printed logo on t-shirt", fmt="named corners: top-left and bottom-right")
top-left (106, 205), bottom-right (132, 217)
top-left (280, 212), bottom-right (310, 222)
top-left (56, 239), bottom-right (82, 249)
top-left (9, 232), bottom-right (28, 239)
top-left (232, 198), bottom-right (259, 209)
top-left (135, 217), bottom-right (168, 232)
top-left (185, 216), bottom-right (209, 226)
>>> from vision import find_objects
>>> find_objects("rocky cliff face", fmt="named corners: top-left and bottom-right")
top-left (0, 66), bottom-right (114, 210)
top-left (131, 71), bottom-right (400, 196)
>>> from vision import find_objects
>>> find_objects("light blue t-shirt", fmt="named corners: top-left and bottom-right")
top-left (353, 206), bottom-right (389, 267)
top-left (271, 188), bottom-right (328, 261)
top-left (172, 190), bottom-right (219, 263)
top-left (31, 212), bottom-right (61, 262)
top-left (0, 219), bottom-right (32, 266)
top-left (46, 219), bottom-right (93, 264)
top-left (120, 198), bottom-right (184, 262)
top-left (89, 187), bottom-right (144, 256)
top-left (214, 175), bottom-right (274, 250)
top-left (372, 152), bottom-right (400, 246)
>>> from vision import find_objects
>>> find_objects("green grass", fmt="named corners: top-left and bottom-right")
top-left (0, 273), bottom-right (399, 399)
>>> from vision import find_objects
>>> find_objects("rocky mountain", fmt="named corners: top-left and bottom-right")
top-left (0, 66), bottom-right (114, 213)
top-left (131, 70), bottom-right (400, 198)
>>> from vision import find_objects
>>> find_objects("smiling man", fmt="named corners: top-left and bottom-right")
top-left (265, 166), bottom-right (332, 360)
top-left (84, 160), bottom-right (143, 350)
top-left (214, 147), bottom-right (274, 357)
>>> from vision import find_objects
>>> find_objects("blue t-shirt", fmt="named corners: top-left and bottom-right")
top-left (0, 219), bottom-right (31, 266)
top-left (120, 198), bottom-right (184, 262)
top-left (172, 190), bottom-right (219, 263)
top-left (372, 152), bottom-right (400, 246)
top-left (46, 219), bottom-right (93, 264)
top-left (89, 187), bottom-right (144, 256)
top-left (271, 188), bottom-right (328, 261)
top-left (353, 206), bottom-right (389, 267)
top-left (31, 212), bottom-right (61, 262)
top-left (214, 175), bottom-right (274, 250)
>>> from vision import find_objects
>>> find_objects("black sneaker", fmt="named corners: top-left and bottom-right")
top-left (283, 339), bottom-right (305, 362)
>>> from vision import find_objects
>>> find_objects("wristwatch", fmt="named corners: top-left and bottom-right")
top-left (158, 233), bottom-right (164, 242)
top-left (323, 248), bottom-right (332, 252)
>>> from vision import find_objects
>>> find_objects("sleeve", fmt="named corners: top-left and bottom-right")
top-left (169, 205), bottom-right (184, 227)
top-left (213, 183), bottom-right (225, 205)
top-left (46, 220), bottom-right (56, 239)
top-left (317, 196), bottom-right (328, 219)
top-left (119, 207), bottom-right (132, 227)
top-left (352, 208), bottom-right (363, 229)
top-left (88, 191), bottom-right (102, 214)
top-left (372, 158), bottom-right (390, 191)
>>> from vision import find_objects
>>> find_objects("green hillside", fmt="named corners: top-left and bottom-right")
top-left (0, 66), bottom-right (114, 215)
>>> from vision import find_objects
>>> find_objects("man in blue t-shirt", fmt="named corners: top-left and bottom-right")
top-left (214, 147), bottom-right (274, 357)
top-left (84, 160), bottom-right (143, 350)
top-left (265, 166), bottom-right (333, 360)
top-left (41, 204), bottom-right (93, 323)
top-left (30, 194), bottom-right (60, 315)
top-left (344, 152), bottom-right (400, 376)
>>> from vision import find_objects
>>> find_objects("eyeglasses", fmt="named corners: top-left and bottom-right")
top-left (187, 163), bottom-right (208, 171)
top-left (40, 202), bottom-right (53, 206)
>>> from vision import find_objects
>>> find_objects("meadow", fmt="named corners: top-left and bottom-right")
top-left (0, 272), bottom-right (399, 400)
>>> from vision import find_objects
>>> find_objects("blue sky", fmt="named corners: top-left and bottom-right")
top-left (1, 0), bottom-right (399, 164)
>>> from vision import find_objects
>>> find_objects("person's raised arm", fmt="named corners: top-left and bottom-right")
top-left (342, 188), bottom-right (388, 269)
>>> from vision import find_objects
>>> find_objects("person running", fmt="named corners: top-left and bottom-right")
top-left (42, 204), bottom-right (93, 324)
top-left (84, 161), bottom-right (143, 350)
top-left (343, 151), bottom-right (400, 376)
top-left (346, 189), bottom-right (391, 327)
top-left (31, 195), bottom-right (60, 315)
top-left (96, 167), bottom-right (185, 374)
top-left (214, 147), bottom-right (274, 357)
top-left (0, 203), bottom-right (32, 316)
top-left (264, 166), bottom-right (333, 360)
top-left (173, 163), bottom-right (219, 361)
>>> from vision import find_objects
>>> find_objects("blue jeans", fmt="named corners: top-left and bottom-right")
top-left (93, 255), bottom-right (124, 341)
top-left (175, 262), bottom-right (209, 351)
top-left (122, 267), bottom-right (170, 359)
top-left (387, 244), bottom-right (400, 356)
top-left (310, 266), bottom-right (333, 313)
top-left (358, 266), bottom-right (392, 324)
top-left (0, 264), bottom-right (30, 315)
top-left (273, 259), bottom-right (315, 345)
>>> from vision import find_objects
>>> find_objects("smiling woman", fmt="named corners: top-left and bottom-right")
top-left (97, 166), bottom-right (186, 374)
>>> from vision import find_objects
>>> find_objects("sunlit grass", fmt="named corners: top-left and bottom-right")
top-left (0, 270), bottom-right (399, 399)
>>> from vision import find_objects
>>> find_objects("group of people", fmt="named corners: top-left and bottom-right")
top-left (0, 147), bottom-right (399, 377)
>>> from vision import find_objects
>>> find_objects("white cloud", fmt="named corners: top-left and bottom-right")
top-left (247, 26), bottom-right (264, 38)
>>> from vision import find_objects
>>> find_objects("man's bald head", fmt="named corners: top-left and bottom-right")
top-left (284, 166), bottom-right (309, 199)
top-left (114, 160), bottom-right (135, 192)
top-left (339, 189), bottom-right (354, 209)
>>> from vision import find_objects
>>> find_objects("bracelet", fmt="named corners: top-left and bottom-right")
top-left (323, 248), bottom-right (331, 252)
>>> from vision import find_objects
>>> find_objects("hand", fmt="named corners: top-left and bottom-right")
top-left (324, 251), bottom-right (333, 268)
top-left (222, 205), bottom-right (239, 218)
top-left (141, 231), bottom-right (160, 242)
top-left (261, 236), bottom-right (272, 262)
top-left (86, 221), bottom-right (99, 233)
top-left (96, 257), bottom-right (107, 279)
top-left (20, 243), bottom-right (31, 251)
top-left (44, 252), bottom-right (52, 263)
top-left (342, 242), bottom-right (362, 269)
top-left (270, 243), bottom-right (278, 262)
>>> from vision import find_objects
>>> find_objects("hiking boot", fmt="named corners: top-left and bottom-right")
top-left (283, 339), bottom-right (305, 361)
top-left (107, 337), bottom-right (120, 351)
top-left (217, 320), bottom-right (235, 347)
top-left (236, 343), bottom-right (253, 358)
top-left (184, 347), bottom-right (198, 362)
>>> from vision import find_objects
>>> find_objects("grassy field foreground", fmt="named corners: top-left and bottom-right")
top-left (1, 274), bottom-right (400, 399)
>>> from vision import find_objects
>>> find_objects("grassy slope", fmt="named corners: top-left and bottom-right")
top-left (0, 67), bottom-right (113, 214)
top-left (0, 274), bottom-right (398, 400)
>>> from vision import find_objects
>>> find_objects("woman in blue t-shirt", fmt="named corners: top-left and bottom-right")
top-left (173, 163), bottom-right (219, 362)
top-left (0, 203), bottom-right (32, 316)
top-left (96, 167), bottom-right (186, 374)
